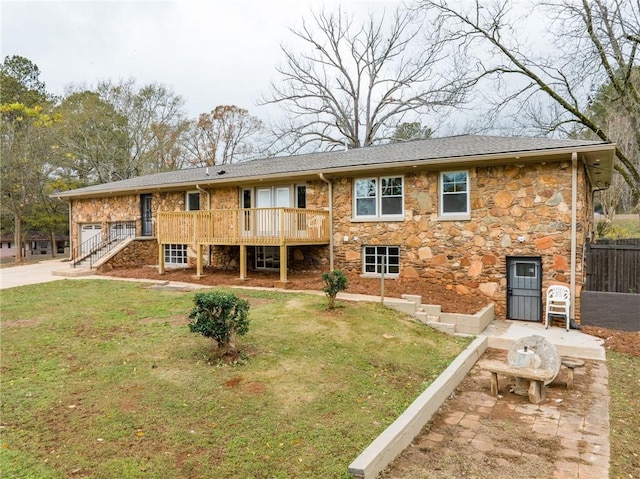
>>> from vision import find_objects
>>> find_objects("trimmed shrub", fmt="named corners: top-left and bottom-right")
top-left (188, 291), bottom-right (250, 358)
top-left (322, 270), bottom-right (348, 309)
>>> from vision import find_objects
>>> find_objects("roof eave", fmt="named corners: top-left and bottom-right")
top-left (52, 143), bottom-right (616, 200)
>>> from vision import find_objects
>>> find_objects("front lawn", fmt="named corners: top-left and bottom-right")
top-left (1, 280), bottom-right (469, 479)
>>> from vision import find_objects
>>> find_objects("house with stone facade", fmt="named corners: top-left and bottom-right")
top-left (53, 135), bottom-right (615, 322)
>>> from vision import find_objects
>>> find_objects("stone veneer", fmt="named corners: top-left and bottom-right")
top-left (72, 184), bottom-right (330, 272)
top-left (332, 161), bottom-right (590, 319)
top-left (71, 162), bottom-right (592, 321)
top-left (71, 192), bottom-right (185, 249)
top-left (97, 238), bottom-right (158, 272)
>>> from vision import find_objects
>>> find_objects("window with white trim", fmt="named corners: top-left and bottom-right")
top-left (186, 191), bottom-right (200, 211)
top-left (439, 171), bottom-right (470, 218)
top-left (164, 244), bottom-right (187, 265)
top-left (354, 176), bottom-right (403, 219)
top-left (363, 246), bottom-right (400, 276)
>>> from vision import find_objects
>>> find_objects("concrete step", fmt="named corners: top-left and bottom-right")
top-left (383, 297), bottom-right (417, 315)
top-left (401, 294), bottom-right (422, 305)
top-left (425, 320), bottom-right (457, 335)
top-left (52, 268), bottom-right (94, 278)
top-left (415, 311), bottom-right (440, 324)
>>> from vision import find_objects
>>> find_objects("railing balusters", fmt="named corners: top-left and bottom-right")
top-left (156, 208), bottom-right (329, 245)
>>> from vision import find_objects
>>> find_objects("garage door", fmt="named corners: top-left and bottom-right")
top-left (80, 224), bottom-right (102, 254)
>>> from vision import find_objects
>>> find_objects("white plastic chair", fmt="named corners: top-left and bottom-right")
top-left (545, 285), bottom-right (571, 331)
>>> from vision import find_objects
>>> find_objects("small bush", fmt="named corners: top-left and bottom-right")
top-left (595, 220), bottom-right (612, 238)
top-left (188, 291), bottom-right (250, 358)
top-left (322, 270), bottom-right (348, 309)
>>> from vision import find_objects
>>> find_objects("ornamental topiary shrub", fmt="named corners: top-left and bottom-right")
top-left (322, 270), bottom-right (348, 309)
top-left (188, 291), bottom-right (250, 359)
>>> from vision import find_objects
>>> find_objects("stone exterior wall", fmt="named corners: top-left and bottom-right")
top-left (71, 162), bottom-right (594, 321)
top-left (97, 238), bottom-right (158, 272)
top-left (71, 191), bottom-right (185, 256)
top-left (331, 161), bottom-right (590, 320)
top-left (210, 186), bottom-right (238, 210)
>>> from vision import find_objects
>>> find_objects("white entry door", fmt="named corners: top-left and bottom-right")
top-left (80, 224), bottom-right (102, 254)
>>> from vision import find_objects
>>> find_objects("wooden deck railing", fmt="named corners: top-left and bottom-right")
top-left (156, 208), bottom-right (330, 246)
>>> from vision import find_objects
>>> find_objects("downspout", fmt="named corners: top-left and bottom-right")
top-left (195, 184), bottom-right (210, 209)
top-left (195, 184), bottom-right (211, 267)
top-left (570, 152), bottom-right (578, 323)
top-left (318, 173), bottom-right (334, 271)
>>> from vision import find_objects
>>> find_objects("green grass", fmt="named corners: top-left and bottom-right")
top-left (598, 217), bottom-right (640, 239)
top-left (0, 280), bottom-right (470, 479)
top-left (608, 351), bottom-right (640, 478)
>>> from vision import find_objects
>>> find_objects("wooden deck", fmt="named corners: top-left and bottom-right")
top-left (156, 208), bottom-right (331, 281)
top-left (157, 208), bottom-right (330, 246)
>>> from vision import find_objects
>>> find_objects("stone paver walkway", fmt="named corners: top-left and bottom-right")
top-left (382, 349), bottom-right (610, 479)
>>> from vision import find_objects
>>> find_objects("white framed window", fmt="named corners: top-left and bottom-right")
top-left (186, 191), bottom-right (200, 211)
top-left (439, 170), bottom-right (470, 219)
top-left (363, 246), bottom-right (400, 277)
top-left (354, 176), bottom-right (403, 220)
top-left (164, 244), bottom-right (187, 265)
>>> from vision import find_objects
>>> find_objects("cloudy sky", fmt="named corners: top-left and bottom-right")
top-left (1, 0), bottom-right (399, 120)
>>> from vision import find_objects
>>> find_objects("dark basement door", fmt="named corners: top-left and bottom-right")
top-left (507, 257), bottom-right (542, 321)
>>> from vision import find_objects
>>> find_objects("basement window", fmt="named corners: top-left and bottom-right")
top-left (164, 244), bottom-right (187, 265)
top-left (363, 246), bottom-right (400, 277)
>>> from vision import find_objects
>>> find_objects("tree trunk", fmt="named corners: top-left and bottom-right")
top-left (50, 230), bottom-right (57, 258)
top-left (217, 339), bottom-right (237, 359)
top-left (13, 216), bottom-right (23, 263)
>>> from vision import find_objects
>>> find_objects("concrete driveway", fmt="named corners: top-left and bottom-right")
top-left (0, 259), bottom-right (72, 289)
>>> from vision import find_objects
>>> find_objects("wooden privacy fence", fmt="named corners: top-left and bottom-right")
top-left (584, 239), bottom-right (640, 293)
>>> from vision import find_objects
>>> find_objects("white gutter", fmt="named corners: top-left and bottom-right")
top-left (318, 173), bottom-right (334, 271)
top-left (570, 152), bottom-right (578, 322)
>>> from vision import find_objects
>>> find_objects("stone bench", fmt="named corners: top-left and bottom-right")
top-left (480, 360), bottom-right (555, 404)
top-left (561, 357), bottom-right (585, 390)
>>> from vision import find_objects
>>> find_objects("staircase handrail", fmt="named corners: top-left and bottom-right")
top-left (73, 221), bottom-right (136, 268)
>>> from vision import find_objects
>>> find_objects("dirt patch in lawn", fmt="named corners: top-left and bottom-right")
top-left (100, 267), bottom-right (489, 315)
top-left (581, 325), bottom-right (640, 357)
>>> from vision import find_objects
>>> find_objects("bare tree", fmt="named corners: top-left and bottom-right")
top-left (417, 0), bottom-right (640, 208)
top-left (184, 105), bottom-right (263, 166)
top-left (261, 7), bottom-right (468, 152)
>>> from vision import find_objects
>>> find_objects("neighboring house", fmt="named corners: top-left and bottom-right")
top-left (52, 135), bottom-right (615, 322)
top-left (0, 233), bottom-right (69, 260)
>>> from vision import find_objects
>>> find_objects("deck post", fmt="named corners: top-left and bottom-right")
top-left (279, 244), bottom-right (288, 283)
top-left (196, 243), bottom-right (203, 278)
top-left (239, 244), bottom-right (247, 280)
top-left (158, 242), bottom-right (165, 274)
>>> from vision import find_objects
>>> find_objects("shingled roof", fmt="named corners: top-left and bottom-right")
top-left (53, 135), bottom-right (614, 198)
